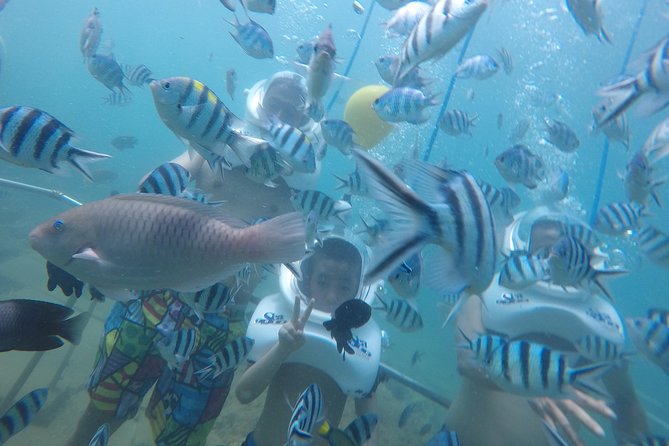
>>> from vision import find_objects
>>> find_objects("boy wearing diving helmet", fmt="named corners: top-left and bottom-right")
top-left (236, 235), bottom-right (381, 446)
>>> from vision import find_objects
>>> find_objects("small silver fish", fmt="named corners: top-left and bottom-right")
top-left (88, 54), bottom-right (131, 96)
top-left (353, 0), bottom-right (365, 14)
top-left (243, 0), bottom-right (276, 14)
top-left (439, 109), bottom-right (478, 136)
top-left (495, 144), bottom-right (546, 189)
top-left (226, 12), bottom-right (274, 59)
top-left (565, 0), bottom-right (610, 43)
top-left (226, 68), bottom-right (237, 100)
top-left (455, 54), bottom-right (499, 80)
top-left (80, 8), bottom-right (102, 62)
top-left (544, 118), bottom-right (580, 153)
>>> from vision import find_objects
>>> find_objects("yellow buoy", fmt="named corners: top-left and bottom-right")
top-left (343, 85), bottom-right (393, 150)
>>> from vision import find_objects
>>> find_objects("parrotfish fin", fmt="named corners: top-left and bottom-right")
top-left (248, 211), bottom-right (306, 264)
top-left (595, 77), bottom-right (642, 128)
top-left (72, 247), bottom-right (103, 262)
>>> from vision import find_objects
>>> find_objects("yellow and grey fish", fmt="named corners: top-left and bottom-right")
top-left (508, 118), bottom-right (530, 142)
top-left (455, 55), bottom-right (499, 80)
top-left (0, 388), bottom-right (48, 444)
top-left (544, 118), bottom-right (580, 153)
top-left (80, 8), bottom-right (102, 62)
top-left (103, 91), bottom-right (133, 107)
top-left (138, 162), bottom-right (191, 196)
top-left (29, 194), bottom-right (306, 293)
top-left (226, 11), bottom-right (274, 59)
top-left (0, 299), bottom-right (87, 352)
top-left (373, 87), bottom-right (438, 124)
top-left (0, 106), bottom-right (110, 180)
top-left (623, 150), bottom-right (665, 206)
top-left (88, 54), bottom-right (131, 96)
top-left (565, 0), bottom-right (610, 43)
top-left (196, 336), bottom-right (255, 379)
top-left (439, 109), bottom-right (478, 136)
top-left (374, 54), bottom-right (429, 90)
top-left (267, 118), bottom-right (316, 173)
top-left (290, 189), bottom-right (351, 223)
top-left (495, 144), bottom-right (546, 189)
top-left (122, 63), bottom-right (154, 87)
top-left (394, 0), bottom-right (487, 83)
top-left (477, 180), bottom-right (520, 220)
top-left (318, 413), bottom-right (378, 446)
top-left (244, 145), bottom-right (287, 186)
top-left (296, 39), bottom-right (316, 64)
top-left (150, 76), bottom-right (269, 170)
top-left (626, 317), bottom-right (669, 375)
top-left (157, 327), bottom-right (200, 369)
top-left (593, 201), bottom-right (648, 236)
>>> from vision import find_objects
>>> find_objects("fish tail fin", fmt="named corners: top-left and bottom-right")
top-left (591, 268), bottom-right (628, 301)
top-left (306, 100), bottom-right (324, 121)
top-left (227, 132), bottom-right (270, 167)
top-left (249, 211), bottom-right (306, 264)
top-left (57, 311), bottom-right (88, 345)
top-left (333, 173), bottom-right (349, 191)
top-left (595, 77), bottom-right (642, 128)
top-left (67, 147), bottom-right (112, 181)
top-left (569, 362), bottom-right (612, 400)
top-left (351, 149), bottom-right (451, 284)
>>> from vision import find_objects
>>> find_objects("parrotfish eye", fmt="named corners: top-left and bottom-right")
top-left (53, 219), bottom-right (65, 232)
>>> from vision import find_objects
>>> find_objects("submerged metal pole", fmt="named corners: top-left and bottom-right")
top-left (378, 362), bottom-right (452, 408)
top-left (0, 177), bottom-right (82, 206)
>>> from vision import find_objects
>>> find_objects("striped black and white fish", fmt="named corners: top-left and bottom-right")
top-left (150, 77), bottom-right (269, 171)
top-left (438, 110), bottom-right (478, 137)
top-left (103, 91), bottom-right (133, 107)
top-left (496, 48), bottom-right (513, 75)
top-left (0, 106), bottom-right (110, 180)
top-left (226, 11), bottom-right (274, 59)
top-left (624, 149), bottom-right (668, 206)
top-left (287, 383), bottom-right (325, 446)
top-left (483, 339), bottom-right (608, 397)
top-left (626, 317), bottom-right (669, 375)
top-left (477, 180), bottom-right (521, 221)
top-left (374, 54), bottom-right (429, 90)
top-left (88, 423), bottom-right (109, 446)
top-left (455, 55), bottom-right (499, 80)
top-left (334, 168), bottom-right (367, 196)
top-left (495, 144), bottom-right (546, 189)
top-left (458, 330), bottom-right (507, 363)
top-left (178, 282), bottom-right (237, 321)
top-left (393, 0), bottom-right (488, 83)
top-left (387, 252), bottom-right (422, 299)
top-left (321, 119), bottom-right (357, 156)
top-left (87, 54), bottom-right (131, 96)
top-left (267, 118), bottom-right (316, 174)
top-left (353, 150), bottom-right (497, 295)
top-left (635, 224), bottom-right (669, 268)
top-left (499, 251), bottom-right (550, 290)
top-left (648, 307), bottom-right (669, 326)
top-left (197, 336), bottom-right (255, 379)
top-left (290, 189), bottom-right (351, 224)
top-left (0, 388), bottom-right (48, 445)
top-left (343, 413), bottom-right (378, 445)
top-left (375, 293), bottom-right (423, 332)
top-left (156, 327), bottom-right (200, 370)
top-left (373, 87), bottom-right (438, 124)
top-left (544, 118), bottom-right (580, 153)
top-left (244, 145), bottom-right (287, 187)
top-left (595, 34), bottom-right (669, 128)
top-left (547, 236), bottom-right (625, 300)
top-left (123, 63), bottom-right (154, 87)
top-left (425, 425), bottom-right (460, 446)
top-left (593, 202), bottom-right (648, 236)
top-left (575, 334), bottom-right (626, 364)
top-left (138, 162), bottom-right (192, 196)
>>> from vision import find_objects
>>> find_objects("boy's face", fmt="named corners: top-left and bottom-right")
top-left (307, 256), bottom-right (359, 313)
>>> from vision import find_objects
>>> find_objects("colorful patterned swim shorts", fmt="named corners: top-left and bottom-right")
top-left (87, 291), bottom-right (247, 446)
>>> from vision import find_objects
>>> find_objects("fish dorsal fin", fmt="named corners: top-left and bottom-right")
top-left (109, 193), bottom-right (248, 228)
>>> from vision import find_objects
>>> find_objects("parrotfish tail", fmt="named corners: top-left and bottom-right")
top-left (67, 147), bottom-right (112, 181)
top-left (595, 77), bottom-right (642, 128)
top-left (227, 132), bottom-right (269, 167)
top-left (351, 149), bottom-right (445, 284)
top-left (57, 311), bottom-right (88, 345)
top-left (250, 211), bottom-right (306, 264)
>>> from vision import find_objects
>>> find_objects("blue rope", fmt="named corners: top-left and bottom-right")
top-left (422, 27), bottom-right (477, 162)
top-left (326, 0), bottom-right (377, 113)
top-left (588, 0), bottom-right (648, 225)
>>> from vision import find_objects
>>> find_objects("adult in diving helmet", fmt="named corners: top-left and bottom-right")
top-left (236, 233), bottom-right (382, 446)
top-left (447, 207), bottom-right (648, 446)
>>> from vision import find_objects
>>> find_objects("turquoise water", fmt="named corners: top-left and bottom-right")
top-left (0, 0), bottom-right (668, 445)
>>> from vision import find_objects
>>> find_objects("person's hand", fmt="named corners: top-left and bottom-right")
top-left (46, 261), bottom-right (84, 298)
top-left (278, 296), bottom-right (314, 354)
top-left (529, 389), bottom-right (617, 446)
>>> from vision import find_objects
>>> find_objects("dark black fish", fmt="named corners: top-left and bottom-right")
top-left (323, 299), bottom-right (371, 359)
top-left (0, 299), bottom-right (87, 352)
top-left (111, 135), bottom-right (138, 150)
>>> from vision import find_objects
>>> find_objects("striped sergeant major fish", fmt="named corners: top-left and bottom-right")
top-left (87, 54), bottom-right (131, 97)
top-left (103, 91), bottom-right (133, 107)
top-left (498, 251), bottom-right (550, 290)
top-left (225, 9), bottom-right (274, 59)
top-left (496, 48), bottom-right (513, 75)
top-left (626, 317), bottom-right (669, 375)
top-left (88, 423), bottom-right (109, 446)
top-left (387, 252), bottom-right (422, 298)
top-left (425, 425), bottom-right (460, 446)
top-left (634, 224), bottom-right (669, 268)
top-left (318, 412), bottom-right (378, 446)
top-left (648, 307), bottom-right (669, 326)
top-left (372, 87), bottom-right (439, 124)
top-left (80, 8), bottom-right (102, 62)
top-left (544, 118), bottom-right (580, 153)
top-left (287, 383), bottom-right (325, 446)
top-left (483, 338), bottom-right (609, 398)
top-left (393, 0), bottom-right (488, 84)
top-left (547, 236), bottom-right (625, 300)
top-left (321, 119), bottom-right (358, 156)
top-left (334, 168), bottom-right (367, 196)
top-left (595, 34), bottom-right (669, 128)
top-left (266, 117), bottom-right (316, 173)
top-left (624, 143), bottom-right (669, 206)
top-left (495, 144), bottom-right (546, 189)
top-left (122, 63), bottom-right (154, 87)
top-left (593, 201), bottom-right (649, 236)
top-left (156, 327), bottom-right (200, 370)
top-left (375, 293), bottom-right (424, 332)
top-left (565, 0), bottom-right (611, 43)
top-left (138, 162), bottom-right (216, 204)
top-left (244, 145), bottom-right (289, 187)
top-left (458, 329), bottom-right (507, 363)
top-left (374, 55), bottom-right (430, 91)
top-left (0, 388), bottom-right (48, 445)
top-left (591, 98), bottom-right (630, 150)
top-left (477, 180), bottom-right (520, 221)
top-left (0, 106), bottom-right (110, 180)
top-left (196, 336), bottom-right (255, 379)
top-left (455, 55), bottom-right (499, 80)
top-left (575, 334), bottom-right (627, 364)
top-left (353, 150), bottom-right (497, 295)
top-left (150, 77), bottom-right (270, 172)
top-left (290, 189), bottom-right (351, 224)
top-left (177, 282), bottom-right (237, 321)
top-left (438, 109), bottom-right (478, 137)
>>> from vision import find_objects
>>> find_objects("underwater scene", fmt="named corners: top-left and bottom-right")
top-left (0, 0), bottom-right (668, 445)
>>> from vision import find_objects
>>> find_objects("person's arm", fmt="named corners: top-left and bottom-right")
top-left (235, 297), bottom-right (314, 404)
